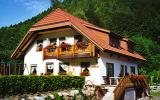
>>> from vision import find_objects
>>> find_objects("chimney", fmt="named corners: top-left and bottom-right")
top-left (120, 38), bottom-right (128, 50)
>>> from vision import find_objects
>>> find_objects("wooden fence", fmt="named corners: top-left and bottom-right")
top-left (0, 62), bottom-right (24, 75)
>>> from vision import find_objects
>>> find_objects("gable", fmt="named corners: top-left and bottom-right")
top-left (11, 8), bottom-right (145, 60)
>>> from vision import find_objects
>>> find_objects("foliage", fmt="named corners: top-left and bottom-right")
top-left (46, 96), bottom-right (52, 100)
top-left (147, 71), bottom-right (160, 85)
top-left (0, 75), bottom-right (85, 95)
top-left (50, 0), bottom-right (160, 75)
top-left (0, 8), bottom-right (53, 59)
top-left (131, 35), bottom-right (160, 71)
top-left (52, 92), bottom-right (63, 100)
top-left (0, 0), bottom-right (160, 73)
top-left (150, 91), bottom-right (160, 96)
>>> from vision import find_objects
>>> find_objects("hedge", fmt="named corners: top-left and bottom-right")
top-left (0, 75), bottom-right (85, 95)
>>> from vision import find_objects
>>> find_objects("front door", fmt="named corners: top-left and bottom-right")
top-left (106, 63), bottom-right (114, 84)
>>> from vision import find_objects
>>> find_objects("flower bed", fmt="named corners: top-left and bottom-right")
top-left (0, 75), bottom-right (85, 95)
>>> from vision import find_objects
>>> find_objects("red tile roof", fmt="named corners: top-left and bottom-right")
top-left (33, 8), bottom-right (94, 27)
top-left (11, 8), bottom-right (145, 60)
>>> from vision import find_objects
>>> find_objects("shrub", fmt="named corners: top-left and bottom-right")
top-left (52, 92), bottom-right (63, 100)
top-left (0, 75), bottom-right (85, 95)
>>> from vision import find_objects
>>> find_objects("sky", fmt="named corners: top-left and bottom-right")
top-left (0, 0), bottom-right (51, 27)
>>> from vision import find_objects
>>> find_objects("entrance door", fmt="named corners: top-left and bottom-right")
top-left (106, 63), bottom-right (114, 77)
top-left (106, 63), bottom-right (114, 84)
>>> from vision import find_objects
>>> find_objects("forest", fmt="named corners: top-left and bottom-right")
top-left (0, 0), bottom-right (160, 80)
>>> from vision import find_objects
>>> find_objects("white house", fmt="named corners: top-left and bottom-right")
top-left (11, 8), bottom-right (148, 99)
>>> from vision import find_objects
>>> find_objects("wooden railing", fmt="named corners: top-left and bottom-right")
top-left (114, 75), bottom-right (148, 100)
top-left (109, 77), bottom-right (121, 86)
top-left (102, 76), bottom-right (121, 86)
top-left (0, 63), bottom-right (24, 75)
top-left (43, 42), bottom-right (95, 59)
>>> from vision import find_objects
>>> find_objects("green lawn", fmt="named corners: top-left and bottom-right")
top-left (150, 92), bottom-right (160, 96)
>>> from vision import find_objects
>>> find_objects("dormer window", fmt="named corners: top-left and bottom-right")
top-left (109, 35), bottom-right (120, 48)
top-left (36, 40), bottom-right (43, 51)
top-left (128, 42), bottom-right (134, 53)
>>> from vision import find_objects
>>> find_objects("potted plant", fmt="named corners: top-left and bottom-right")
top-left (80, 71), bottom-right (90, 76)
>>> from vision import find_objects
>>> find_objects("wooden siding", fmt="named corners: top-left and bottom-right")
top-left (114, 75), bottom-right (148, 100)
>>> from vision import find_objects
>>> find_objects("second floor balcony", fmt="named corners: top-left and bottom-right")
top-left (43, 42), bottom-right (95, 60)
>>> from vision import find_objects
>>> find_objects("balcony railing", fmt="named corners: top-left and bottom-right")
top-left (103, 76), bottom-right (121, 86)
top-left (43, 42), bottom-right (95, 59)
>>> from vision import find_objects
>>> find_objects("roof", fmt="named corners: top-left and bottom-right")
top-left (11, 8), bottom-right (145, 60)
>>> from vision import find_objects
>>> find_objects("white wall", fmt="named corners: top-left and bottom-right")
top-left (24, 29), bottom-right (77, 75)
top-left (97, 52), bottom-right (138, 84)
top-left (23, 29), bottom-right (139, 86)
top-left (24, 41), bottom-right (139, 85)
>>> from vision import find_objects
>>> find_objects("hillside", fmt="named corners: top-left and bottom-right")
top-left (0, 0), bottom-right (160, 72)
top-left (0, 8), bottom-right (53, 59)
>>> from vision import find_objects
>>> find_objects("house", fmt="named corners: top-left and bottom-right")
top-left (11, 8), bottom-right (148, 99)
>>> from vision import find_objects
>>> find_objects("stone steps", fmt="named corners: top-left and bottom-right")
top-left (102, 86), bottom-right (116, 100)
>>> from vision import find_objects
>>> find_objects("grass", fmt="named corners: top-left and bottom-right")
top-left (150, 91), bottom-right (160, 96)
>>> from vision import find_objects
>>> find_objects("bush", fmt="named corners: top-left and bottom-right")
top-left (52, 92), bottom-right (63, 100)
top-left (0, 75), bottom-right (85, 95)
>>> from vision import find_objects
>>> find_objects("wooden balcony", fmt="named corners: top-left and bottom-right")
top-left (43, 42), bottom-right (95, 60)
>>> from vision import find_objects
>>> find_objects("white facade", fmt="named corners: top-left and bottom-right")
top-left (23, 29), bottom-right (139, 85)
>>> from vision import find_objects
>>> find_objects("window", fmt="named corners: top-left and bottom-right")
top-left (74, 35), bottom-right (83, 42)
top-left (59, 37), bottom-right (71, 52)
top-left (36, 40), bottom-right (43, 51)
top-left (80, 62), bottom-right (90, 76)
top-left (59, 62), bottom-right (69, 75)
top-left (74, 35), bottom-right (88, 50)
top-left (81, 62), bottom-right (90, 71)
top-left (125, 65), bottom-right (128, 75)
top-left (130, 66), bottom-right (135, 74)
top-left (30, 64), bottom-right (37, 74)
top-left (106, 63), bottom-right (114, 77)
top-left (59, 37), bottom-right (66, 45)
top-left (109, 35), bottom-right (120, 48)
top-left (46, 63), bottom-right (54, 74)
top-left (119, 65), bottom-right (125, 77)
top-left (50, 38), bottom-right (57, 45)
top-left (119, 65), bottom-right (128, 77)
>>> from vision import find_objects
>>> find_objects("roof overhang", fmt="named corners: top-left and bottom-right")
top-left (11, 8), bottom-right (145, 61)
top-left (11, 21), bottom-right (105, 59)
top-left (11, 21), bottom-right (72, 59)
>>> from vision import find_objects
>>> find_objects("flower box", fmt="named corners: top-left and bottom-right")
top-left (80, 71), bottom-right (90, 76)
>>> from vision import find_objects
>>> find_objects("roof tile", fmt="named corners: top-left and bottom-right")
top-left (13, 8), bottom-right (145, 60)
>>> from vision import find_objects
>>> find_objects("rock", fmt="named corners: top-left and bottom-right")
top-left (48, 94), bottom-right (54, 99)
top-left (34, 95), bottom-right (45, 100)
top-left (28, 95), bottom-right (34, 100)
top-left (70, 90), bottom-right (79, 96)
top-left (58, 92), bottom-right (62, 96)
top-left (62, 92), bottom-right (69, 96)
